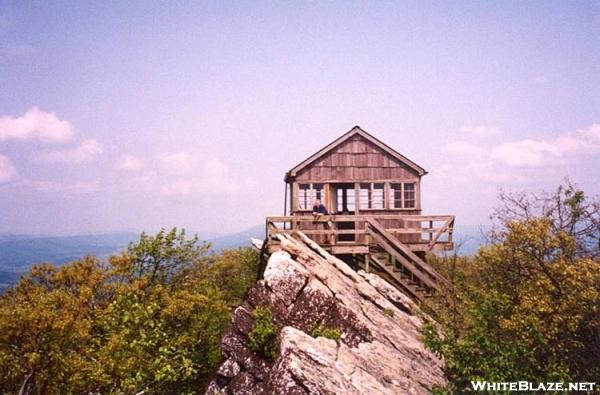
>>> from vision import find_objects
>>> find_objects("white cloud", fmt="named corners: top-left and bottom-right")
top-left (158, 156), bottom-right (245, 197)
top-left (116, 154), bottom-right (145, 171)
top-left (572, 123), bottom-right (600, 147)
top-left (491, 139), bottom-right (562, 167)
top-left (160, 178), bottom-right (194, 196)
top-left (459, 125), bottom-right (501, 136)
top-left (445, 141), bottom-right (488, 158)
top-left (0, 107), bottom-right (74, 144)
top-left (0, 155), bottom-right (17, 183)
top-left (159, 152), bottom-right (196, 174)
top-left (491, 124), bottom-right (600, 167)
top-left (117, 152), bottom-right (250, 198)
top-left (442, 123), bottom-right (600, 183)
top-left (32, 139), bottom-right (103, 164)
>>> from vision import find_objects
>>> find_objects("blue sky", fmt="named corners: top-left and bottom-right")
top-left (1, 1), bottom-right (599, 235)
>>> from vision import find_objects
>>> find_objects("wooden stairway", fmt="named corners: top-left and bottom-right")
top-left (365, 217), bottom-right (450, 302)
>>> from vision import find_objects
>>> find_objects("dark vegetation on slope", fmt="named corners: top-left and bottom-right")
top-left (423, 181), bottom-right (600, 393)
top-left (0, 228), bottom-right (259, 394)
top-left (1, 181), bottom-right (596, 394)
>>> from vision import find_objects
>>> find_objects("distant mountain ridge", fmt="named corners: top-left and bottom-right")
top-left (0, 223), bottom-right (486, 290)
top-left (0, 226), bottom-right (264, 290)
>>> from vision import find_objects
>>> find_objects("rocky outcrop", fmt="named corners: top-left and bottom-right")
top-left (206, 232), bottom-right (446, 394)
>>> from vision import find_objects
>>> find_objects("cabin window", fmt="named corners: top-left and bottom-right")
top-left (403, 183), bottom-right (416, 208)
top-left (359, 183), bottom-right (384, 209)
top-left (390, 183), bottom-right (417, 209)
top-left (336, 187), bottom-right (356, 212)
top-left (390, 183), bottom-right (402, 208)
top-left (298, 183), bottom-right (324, 210)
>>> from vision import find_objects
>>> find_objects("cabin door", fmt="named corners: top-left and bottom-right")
top-left (331, 183), bottom-right (356, 214)
top-left (331, 183), bottom-right (356, 242)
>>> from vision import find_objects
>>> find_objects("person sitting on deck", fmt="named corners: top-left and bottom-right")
top-left (312, 199), bottom-right (328, 218)
top-left (312, 199), bottom-right (330, 243)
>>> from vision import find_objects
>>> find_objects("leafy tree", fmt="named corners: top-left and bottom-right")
top-left (424, 182), bottom-right (600, 392)
top-left (0, 258), bottom-right (110, 394)
top-left (0, 228), bottom-right (259, 394)
top-left (494, 178), bottom-right (600, 258)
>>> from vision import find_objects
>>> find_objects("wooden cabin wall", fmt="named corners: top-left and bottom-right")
top-left (294, 136), bottom-right (420, 182)
top-left (289, 134), bottom-right (423, 215)
top-left (287, 134), bottom-right (425, 245)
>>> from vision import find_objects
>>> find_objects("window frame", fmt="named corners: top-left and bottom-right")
top-left (389, 182), bottom-right (418, 210)
top-left (297, 183), bottom-right (325, 211)
top-left (359, 182), bottom-right (385, 210)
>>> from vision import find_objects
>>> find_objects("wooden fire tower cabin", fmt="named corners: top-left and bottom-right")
top-left (265, 126), bottom-right (454, 301)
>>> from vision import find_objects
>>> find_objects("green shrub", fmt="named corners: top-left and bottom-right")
top-left (0, 228), bottom-right (261, 394)
top-left (248, 306), bottom-right (279, 360)
top-left (383, 308), bottom-right (395, 318)
top-left (311, 324), bottom-right (341, 342)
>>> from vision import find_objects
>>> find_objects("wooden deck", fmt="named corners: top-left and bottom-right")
top-left (265, 214), bottom-right (454, 253)
top-left (265, 214), bottom-right (454, 302)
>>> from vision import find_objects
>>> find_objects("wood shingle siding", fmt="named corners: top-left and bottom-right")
top-left (267, 126), bottom-right (454, 301)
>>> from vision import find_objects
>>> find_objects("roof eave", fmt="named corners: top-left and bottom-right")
top-left (285, 125), bottom-right (427, 178)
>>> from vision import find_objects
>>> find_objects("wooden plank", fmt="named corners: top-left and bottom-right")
top-left (331, 245), bottom-right (369, 254)
top-left (265, 215), bottom-right (454, 253)
top-left (367, 217), bottom-right (442, 279)
top-left (367, 229), bottom-right (438, 290)
top-left (287, 127), bottom-right (427, 179)
top-left (266, 214), bottom-right (454, 222)
top-left (427, 217), bottom-right (454, 251)
top-left (369, 254), bottom-right (425, 302)
top-left (366, 217), bottom-right (451, 287)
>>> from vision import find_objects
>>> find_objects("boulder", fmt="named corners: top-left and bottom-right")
top-left (207, 232), bottom-right (446, 394)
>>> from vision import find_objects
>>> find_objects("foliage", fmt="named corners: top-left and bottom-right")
top-left (494, 178), bottom-right (600, 258)
top-left (424, 182), bottom-right (600, 392)
top-left (383, 308), bottom-right (395, 318)
top-left (248, 306), bottom-right (279, 360)
top-left (311, 324), bottom-right (342, 342)
top-left (0, 228), bottom-right (259, 394)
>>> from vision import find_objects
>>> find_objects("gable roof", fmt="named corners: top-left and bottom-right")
top-left (285, 126), bottom-right (427, 181)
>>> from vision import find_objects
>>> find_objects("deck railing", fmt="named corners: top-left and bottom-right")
top-left (266, 214), bottom-right (454, 252)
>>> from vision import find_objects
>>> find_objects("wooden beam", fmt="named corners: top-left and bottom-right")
top-left (367, 229), bottom-right (438, 290)
top-left (366, 217), bottom-right (450, 287)
top-left (369, 254), bottom-right (425, 302)
top-left (427, 217), bottom-right (454, 251)
top-left (331, 245), bottom-right (369, 254)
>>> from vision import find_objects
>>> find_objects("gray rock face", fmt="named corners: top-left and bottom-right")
top-left (206, 232), bottom-right (446, 394)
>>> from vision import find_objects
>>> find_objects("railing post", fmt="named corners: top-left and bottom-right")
top-left (429, 220), bottom-right (433, 241)
top-left (332, 216), bottom-right (336, 246)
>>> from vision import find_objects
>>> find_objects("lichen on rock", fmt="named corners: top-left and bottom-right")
top-left (206, 232), bottom-right (446, 394)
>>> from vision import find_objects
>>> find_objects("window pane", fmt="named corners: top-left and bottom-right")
top-left (299, 184), bottom-right (310, 210)
top-left (390, 183), bottom-right (402, 209)
top-left (346, 188), bottom-right (356, 212)
top-left (404, 183), bottom-right (415, 208)
top-left (359, 183), bottom-right (370, 209)
top-left (372, 183), bottom-right (384, 209)
top-left (313, 183), bottom-right (324, 201)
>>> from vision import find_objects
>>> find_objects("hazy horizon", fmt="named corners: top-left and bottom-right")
top-left (1, 2), bottom-right (599, 235)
